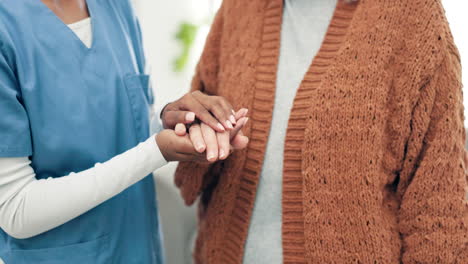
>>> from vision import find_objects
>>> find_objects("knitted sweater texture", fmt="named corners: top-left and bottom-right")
top-left (175, 0), bottom-right (468, 263)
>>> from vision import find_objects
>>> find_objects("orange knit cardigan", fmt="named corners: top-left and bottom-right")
top-left (175, 0), bottom-right (468, 263)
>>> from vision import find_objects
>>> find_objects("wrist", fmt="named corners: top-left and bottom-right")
top-left (143, 134), bottom-right (169, 170)
top-left (155, 132), bottom-right (170, 162)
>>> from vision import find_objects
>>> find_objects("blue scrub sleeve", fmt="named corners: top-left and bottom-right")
top-left (0, 47), bottom-right (32, 157)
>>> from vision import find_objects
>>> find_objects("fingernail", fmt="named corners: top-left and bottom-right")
top-left (231, 109), bottom-right (236, 115)
top-left (217, 123), bottom-right (225, 131)
top-left (225, 120), bottom-right (233, 129)
top-left (219, 149), bottom-right (226, 159)
top-left (207, 152), bottom-right (216, 161)
top-left (244, 117), bottom-right (249, 125)
top-left (230, 115), bottom-right (237, 124)
top-left (243, 109), bottom-right (249, 116)
top-left (196, 144), bottom-right (205, 152)
top-left (186, 112), bottom-right (195, 122)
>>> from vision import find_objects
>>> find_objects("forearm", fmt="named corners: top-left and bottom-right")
top-left (0, 135), bottom-right (167, 239)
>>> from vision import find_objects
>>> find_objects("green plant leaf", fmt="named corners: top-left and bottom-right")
top-left (173, 22), bottom-right (199, 72)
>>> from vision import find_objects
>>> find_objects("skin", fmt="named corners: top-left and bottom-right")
top-left (41, 0), bottom-right (90, 24)
top-left (175, 109), bottom-right (249, 162)
top-left (162, 94), bottom-right (251, 162)
top-left (162, 91), bottom-right (238, 132)
top-left (157, 116), bottom-right (249, 162)
top-left (41, 0), bottom-right (249, 162)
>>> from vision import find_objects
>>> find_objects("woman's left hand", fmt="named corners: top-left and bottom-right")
top-left (161, 91), bottom-right (240, 132)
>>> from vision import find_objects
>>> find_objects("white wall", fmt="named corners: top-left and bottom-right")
top-left (135, 0), bottom-right (219, 112)
top-left (442, 1), bottom-right (468, 126)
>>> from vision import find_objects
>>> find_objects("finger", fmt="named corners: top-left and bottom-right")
top-left (201, 123), bottom-right (219, 163)
top-left (160, 130), bottom-right (212, 162)
top-left (192, 92), bottom-right (234, 130)
top-left (175, 148), bottom-right (206, 161)
top-left (174, 150), bottom-right (208, 162)
top-left (230, 117), bottom-right (249, 141)
top-left (217, 131), bottom-right (230, 160)
top-left (219, 98), bottom-right (236, 125)
top-left (175, 123), bottom-right (187, 136)
top-left (231, 134), bottom-right (249, 150)
top-left (163, 111), bottom-right (196, 129)
top-left (175, 153), bottom-right (209, 163)
top-left (172, 153), bottom-right (194, 162)
top-left (220, 99), bottom-right (237, 126)
top-left (184, 93), bottom-right (226, 132)
top-left (189, 124), bottom-right (206, 153)
top-left (235, 108), bottom-right (249, 120)
top-left (172, 134), bottom-right (208, 159)
top-left (229, 110), bottom-right (237, 125)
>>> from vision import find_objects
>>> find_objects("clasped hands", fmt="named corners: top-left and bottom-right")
top-left (156, 91), bottom-right (249, 162)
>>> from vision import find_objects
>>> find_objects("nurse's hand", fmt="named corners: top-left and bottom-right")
top-left (161, 91), bottom-right (240, 132)
top-left (156, 130), bottom-right (208, 162)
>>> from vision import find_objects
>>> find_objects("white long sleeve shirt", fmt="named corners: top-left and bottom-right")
top-left (0, 135), bottom-right (167, 239)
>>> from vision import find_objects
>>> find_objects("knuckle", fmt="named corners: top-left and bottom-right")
top-left (181, 93), bottom-right (190, 101)
top-left (217, 96), bottom-right (228, 104)
top-left (178, 99), bottom-right (188, 108)
top-left (161, 110), bottom-right (168, 120)
top-left (212, 100), bottom-right (223, 110)
top-left (214, 96), bottom-right (224, 103)
top-left (184, 93), bottom-right (195, 101)
top-left (217, 97), bottom-right (231, 110)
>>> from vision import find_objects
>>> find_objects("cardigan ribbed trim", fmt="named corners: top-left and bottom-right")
top-left (282, 2), bottom-right (358, 262)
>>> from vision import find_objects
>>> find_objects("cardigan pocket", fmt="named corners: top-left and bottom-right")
top-left (1, 235), bottom-right (111, 264)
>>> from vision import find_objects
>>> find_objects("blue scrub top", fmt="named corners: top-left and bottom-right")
top-left (0, 0), bottom-right (163, 263)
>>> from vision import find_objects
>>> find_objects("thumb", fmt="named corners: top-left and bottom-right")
top-left (163, 111), bottom-right (196, 129)
top-left (175, 123), bottom-right (187, 136)
top-left (229, 117), bottom-right (249, 141)
top-left (231, 133), bottom-right (249, 150)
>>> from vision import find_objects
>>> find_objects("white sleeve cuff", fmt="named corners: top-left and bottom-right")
top-left (144, 134), bottom-right (168, 171)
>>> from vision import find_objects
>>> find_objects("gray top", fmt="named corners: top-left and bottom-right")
top-left (243, 0), bottom-right (337, 263)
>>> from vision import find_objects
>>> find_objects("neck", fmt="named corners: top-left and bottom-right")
top-left (41, 0), bottom-right (90, 24)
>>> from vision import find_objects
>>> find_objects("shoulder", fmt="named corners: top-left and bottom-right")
top-left (0, 0), bottom-right (32, 50)
top-left (360, 0), bottom-right (459, 73)
top-left (0, 0), bottom-right (32, 24)
top-left (97, 0), bottom-right (140, 38)
top-left (385, 0), bottom-right (456, 56)
top-left (0, 0), bottom-right (24, 11)
top-left (98, 0), bottom-right (138, 21)
top-left (406, 0), bottom-right (460, 71)
top-left (0, 11), bottom-right (16, 64)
